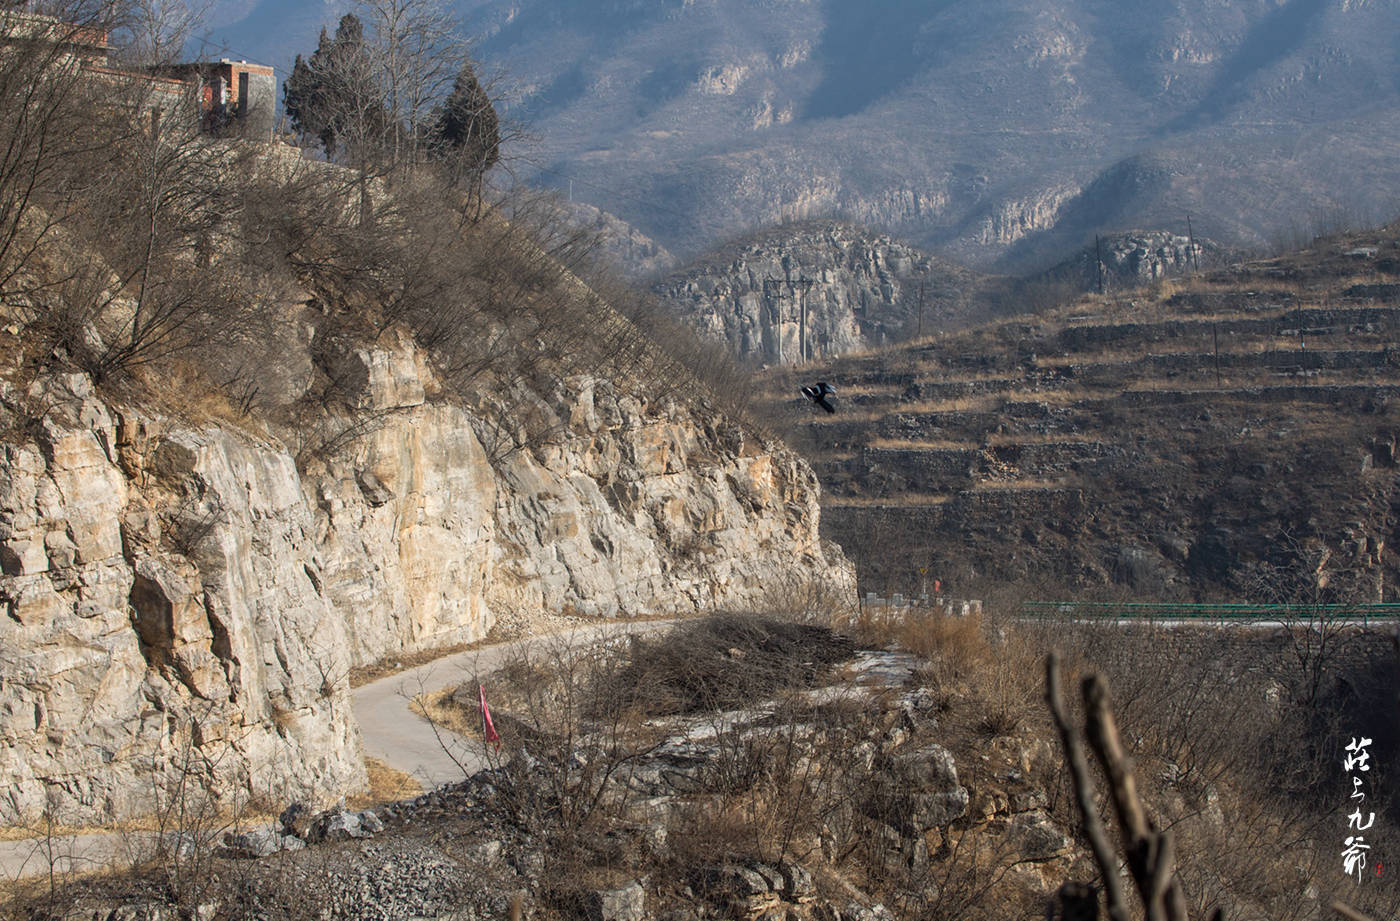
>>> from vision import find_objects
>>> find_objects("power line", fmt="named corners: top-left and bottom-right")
top-left (190, 33), bottom-right (287, 75)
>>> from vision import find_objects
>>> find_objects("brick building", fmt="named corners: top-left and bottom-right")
top-left (2, 11), bottom-right (276, 141)
top-left (156, 59), bottom-right (277, 141)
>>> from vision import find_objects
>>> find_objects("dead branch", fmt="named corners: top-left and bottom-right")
top-left (1046, 652), bottom-right (1205, 921)
top-left (1046, 651), bottom-right (1130, 921)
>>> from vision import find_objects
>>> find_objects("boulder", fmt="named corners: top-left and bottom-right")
top-left (1006, 810), bottom-right (1072, 861)
top-left (866, 743), bottom-right (969, 834)
top-left (778, 862), bottom-right (814, 900)
top-left (279, 802), bottom-right (314, 839)
top-left (221, 828), bottom-right (287, 859)
top-left (587, 882), bottom-right (647, 921)
top-left (308, 807), bottom-right (371, 842)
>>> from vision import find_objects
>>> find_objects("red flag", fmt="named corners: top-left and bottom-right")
top-left (478, 684), bottom-right (500, 750)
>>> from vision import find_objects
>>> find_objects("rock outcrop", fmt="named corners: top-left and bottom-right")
top-left (653, 221), bottom-right (982, 366)
top-left (1040, 229), bottom-right (1226, 293)
top-left (564, 202), bottom-right (677, 281)
top-left (0, 331), bottom-right (852, 825)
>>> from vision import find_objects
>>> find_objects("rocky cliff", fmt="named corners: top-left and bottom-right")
top-left (1039, 230), bottom-right (1227, 293)
top-left (652, 222), bottom-right (983, 366)
top-left (0, 323), bottom-right (851, 825)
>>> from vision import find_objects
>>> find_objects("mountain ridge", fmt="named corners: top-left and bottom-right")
top-left (210, 0), bottom-right (1400, 273)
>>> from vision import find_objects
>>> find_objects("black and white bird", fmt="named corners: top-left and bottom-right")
top-left (801, 381), bottom-right (836, 414)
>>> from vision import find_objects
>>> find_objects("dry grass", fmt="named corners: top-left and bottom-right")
top-left (894, 394), bottom-right (1005, 414)
top-left (349, 757), bottom-right (422, 807)
top-left (127, 360), bottom-right (272, 436)
top-left (983, 432), bottom-right (1100, 446)
top-left (893, 611), bottom-right (990, 668)
top-left (853, 606), bottom-right (1045, 747)
top-left (0, 804), bottom-right (280, 843)
top-left (998, 388), bottom-right (1115, 407)
top-left (826, 382), bottom-right (907, 398)
top-left (806, 407), bottom-right (886, 424)
top-left (971, 476), bottom-right (1078, 492)
top-left (867, 437), bottom-right (980, 451)
top-left (349, 640), bottom-right (484, 688)
top-left (410, 687), bottom-right (484, 740)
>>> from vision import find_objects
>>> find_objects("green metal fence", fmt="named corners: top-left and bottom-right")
top-left (1020, 601), bottom-right (1400, 625)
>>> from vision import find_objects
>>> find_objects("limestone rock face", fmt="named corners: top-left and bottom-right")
top-left (0, 373), bottom-right (363, 825)
top-left (653, 221), bottom-right (979, 365)
top-left (485, 376), bottom-right (840, 618)
top-left (0, 333), bottom-right (851, 824)
top-left (1049, 229), bottom-right (1224, 292)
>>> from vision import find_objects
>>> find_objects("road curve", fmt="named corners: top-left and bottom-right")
top-left (0, 620), bottom-right (676, 881)
top-left (351, 619), bottom-right (676, 787)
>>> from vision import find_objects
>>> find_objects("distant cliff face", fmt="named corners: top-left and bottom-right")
top-left (0, 329), bottom-right (851, 825)
top-left (213, 0), bottom-right (1400, 274)
top-left (566, 202), bottom-right (677, 281)
top-left (1043, 230), bottom-right (1227, 292)
top-left (652, 222), bottom-right (981, 366)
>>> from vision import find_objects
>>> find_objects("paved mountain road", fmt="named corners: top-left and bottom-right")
top-left (0, 620), bottom-right (676, 881)
top-left (352, 619), bottom-right (675, 787)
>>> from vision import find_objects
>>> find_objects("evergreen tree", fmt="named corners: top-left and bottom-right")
top-left (430, 62), bottom-right (499, 176)
top-left (282, 14), bottom-right (388, 159)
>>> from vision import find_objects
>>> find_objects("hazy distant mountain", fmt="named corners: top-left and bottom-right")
top-left (209, 0), bottom-right (1400, 271)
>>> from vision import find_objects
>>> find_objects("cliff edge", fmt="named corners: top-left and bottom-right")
top-left (0, 214), bottom-right (852, 828)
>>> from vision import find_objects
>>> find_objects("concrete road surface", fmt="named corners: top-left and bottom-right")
top-left (0, 619), bottom-right (675, 881)
top-left (351, 619), bottom-right (674, 787)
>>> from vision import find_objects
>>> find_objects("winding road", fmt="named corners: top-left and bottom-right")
top-left (0, 620), bottom-right (675, 881)
top-left (352, 619), bottom-right (674, 787)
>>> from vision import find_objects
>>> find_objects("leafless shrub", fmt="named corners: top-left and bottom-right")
top-left (460, 633), bottom-right (672, 886)
top-left (604, 615), bottom-right (855, 716)
top-left (1041, 625), bottom-right (1400, 921)
top-left (667, 688), bottom-right (883, 868)
top-left (0, 2), bottom-right (134, 302)
top-left (162, 493), bottom-right (225, 557)
top-left (142, 710), bottom-right (238, 909)
top-left (752, 569), bottom-right (858, 626)
top-left (1046, 650), bottom-right (1197, 921)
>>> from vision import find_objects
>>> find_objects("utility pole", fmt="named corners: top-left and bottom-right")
top-left (796, 276), bottom-right (814, 362)
top-left (1213, 322), bottom-right (1222, 387)
top-left (1095, 235), bottom-right (1105, 295)
top-left (1186, 214), bottom-right (1200, 272)
top-left (917, 281), bottom-right (926, 340)
top-left (763, 277), bottom-right (785, 364)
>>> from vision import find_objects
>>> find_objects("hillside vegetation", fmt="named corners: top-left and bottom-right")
top-left (0, 2), bottom-right (850, 830)
top-left (11, 604), bottom-right (1398, 921)
top-left (763, 226), bottom-right (1400, 603)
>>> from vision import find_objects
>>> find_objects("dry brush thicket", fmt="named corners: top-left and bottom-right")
top-left (843, 603), bottom-right (1400, 921)
top-left (0, 1), bottom-right (756, 455)
top-left (5, 595), bottom-right (1399, 921)
top-left (410, 605), bottom-right (1398, 921)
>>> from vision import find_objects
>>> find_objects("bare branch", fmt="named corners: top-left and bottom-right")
top-left (1046, 651), bottom-right (1130, 921)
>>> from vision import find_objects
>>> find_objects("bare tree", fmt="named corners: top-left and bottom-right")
top-left (286, 0), bottom-right (484, 179)
top-left (353, 0), bottom-right (464, 170)
top-left (54, 75), bottom-right (253, 379)
top-left (1046, 651), bottom-right (1203, 921)
top-left (109, 0), bottom-right (208, 69)
top-left (0, 1), bottom-right (130, 301)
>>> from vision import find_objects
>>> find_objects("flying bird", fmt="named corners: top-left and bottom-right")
top-left (801, 381), bottom-right (836, 414)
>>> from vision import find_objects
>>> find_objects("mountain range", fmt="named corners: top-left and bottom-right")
top-left (207, 0), bottom-right (1400, 273)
